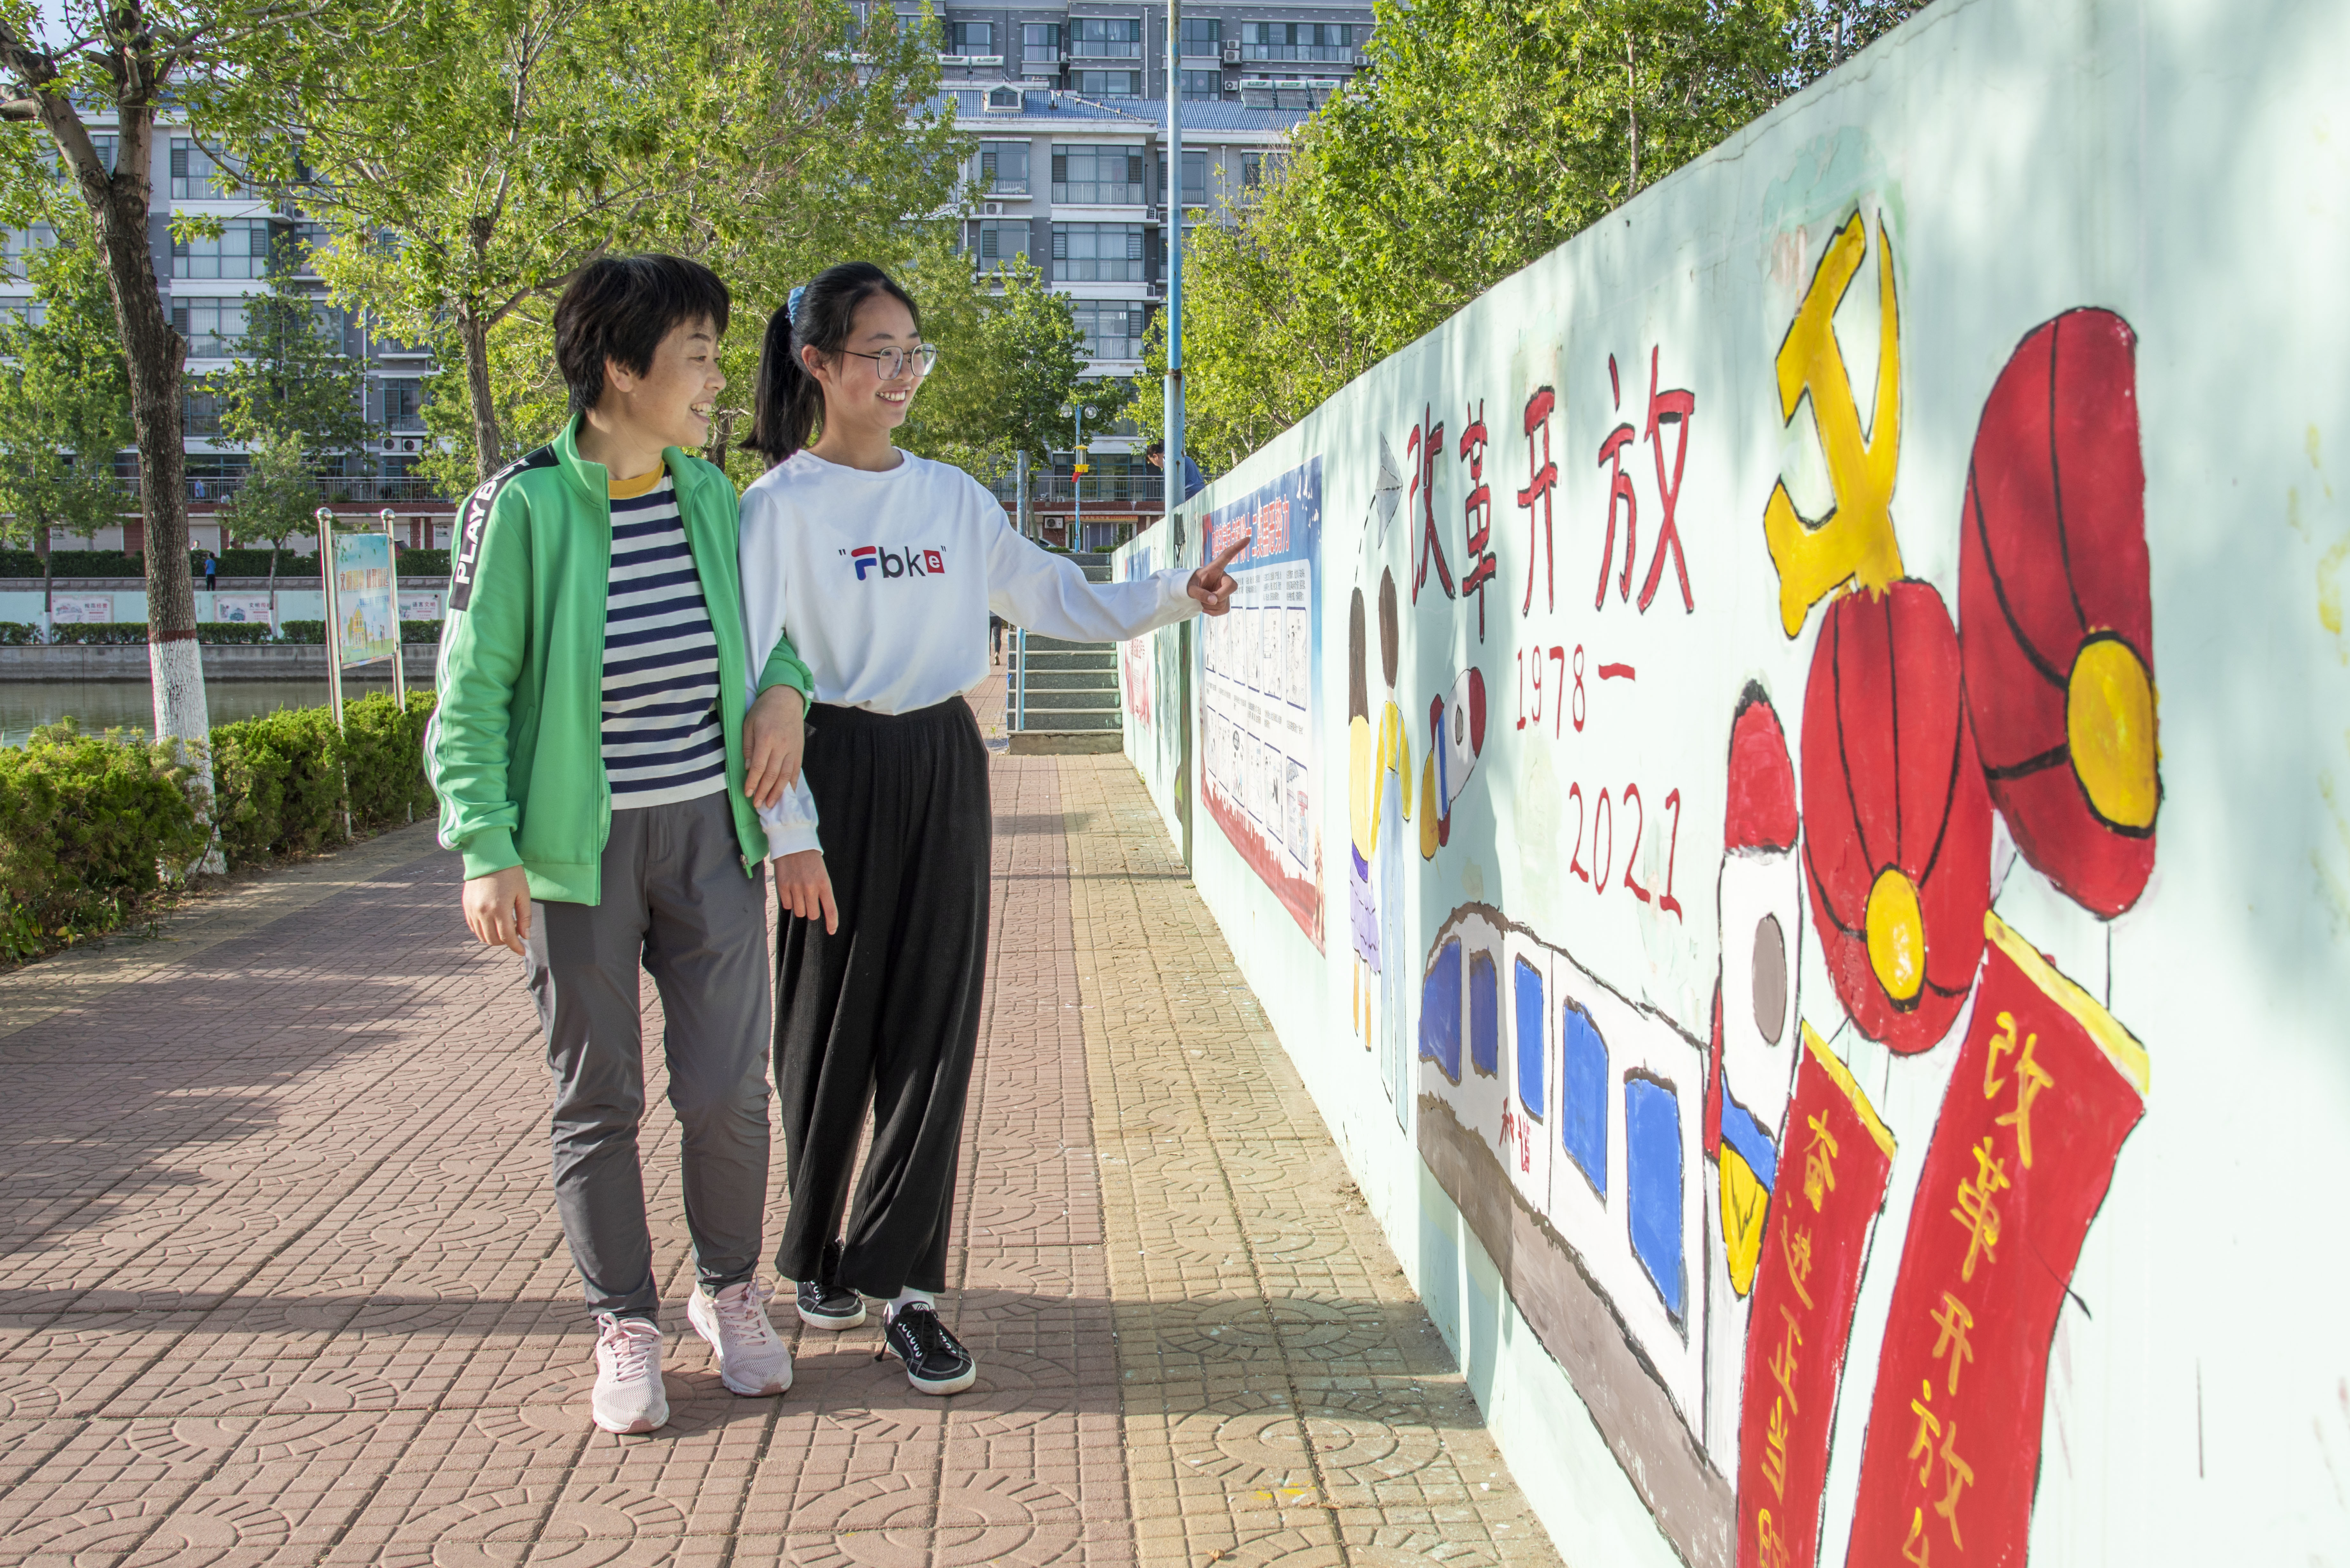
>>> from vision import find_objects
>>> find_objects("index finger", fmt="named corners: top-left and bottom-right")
top-left (1209, 531), bottom-right (1252, 573)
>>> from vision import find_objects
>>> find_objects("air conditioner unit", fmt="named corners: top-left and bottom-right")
top-left (982, 201), bottom-right (1004, 217)
top-left (1351, 51), bottom-right (1368, 67)
top-left (1221, 41), bottom-right (1240, 63)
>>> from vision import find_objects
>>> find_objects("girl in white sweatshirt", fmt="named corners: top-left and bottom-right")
top-left (736, 261), bottom-right (1243, 1395)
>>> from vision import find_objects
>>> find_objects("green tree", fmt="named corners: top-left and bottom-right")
top-left (900, 260), bottom-right (1129, 484)
top-left (254, 0), bottom-right (961, 486)
top-left (216, 247), bottom-right (369, 467)
top-left (215, 427), bottom-right (315, 592)
top-left (0, 0), bottom-right (350, 762)
top-left (1152, 0), bottom-right (1931, 472)
top-left (0, 222), bottom-right (133, 551)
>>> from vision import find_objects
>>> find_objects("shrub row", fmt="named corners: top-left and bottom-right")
top-left (212, 691), bottom-right (439, 868)
top-left (0, 621), bottom-right (444, 646)
top-left (0, 547), bottom-right (454, 580)
top-left (0, 691), bottom-right (439, 964)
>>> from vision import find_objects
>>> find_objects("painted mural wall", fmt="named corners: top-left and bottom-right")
top-left (1114, 0), bottom-right (2350, 1563)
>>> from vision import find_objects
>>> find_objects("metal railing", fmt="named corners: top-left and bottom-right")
top-left (140, 475), bottom-right (450, 504)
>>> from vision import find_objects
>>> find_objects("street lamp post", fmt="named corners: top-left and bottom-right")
top-left (1060, 400), bottom-right (1087, 549)
top-left (1164, 0), bottom-right (1186, 537)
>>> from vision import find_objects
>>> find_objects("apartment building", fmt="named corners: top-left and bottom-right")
top-left (922, 1), bottom-right (1374, 545)
top-left (0, 109), bottom-right (455, 555)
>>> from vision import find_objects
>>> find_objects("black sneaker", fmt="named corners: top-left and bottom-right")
top-left (796, 1240), bottom-right (867, 1330)
top-left (881, 1302), bottom-right (976, 1395)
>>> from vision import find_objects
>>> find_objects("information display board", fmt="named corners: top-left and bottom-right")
top-left (1197, 456), bottom-right (1323, 948)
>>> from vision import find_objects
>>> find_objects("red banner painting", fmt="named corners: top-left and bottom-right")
top-left (1846, 913), bottom-right (2149, 1568)
top-left (1738, 1024), bottom-right (1896, 1568)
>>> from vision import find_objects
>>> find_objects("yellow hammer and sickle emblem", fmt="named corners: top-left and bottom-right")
top-left (1762, 213), bottom-right (1906, 636)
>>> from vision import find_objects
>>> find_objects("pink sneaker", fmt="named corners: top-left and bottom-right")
top-left (591, 1314), bottom-right (667, 1433)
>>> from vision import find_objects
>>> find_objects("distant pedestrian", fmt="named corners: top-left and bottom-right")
top-left (735, 260), bottom-right (1247, 1398)
top-left (427, 254), bottom-right (814, 1436)
top-left (1145, 439), bottom-right (1207, 502)
top-left (202, 552), bottom-right (217, 594)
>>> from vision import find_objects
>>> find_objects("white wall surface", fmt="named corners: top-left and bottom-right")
top-left (1116, 0), bottom-right (2350, 1562)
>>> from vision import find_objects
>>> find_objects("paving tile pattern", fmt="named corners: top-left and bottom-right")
top-left (1054, 759), bottom-right (1557, 1568)
top-left (0, 678), bottom-right (1560, 1567)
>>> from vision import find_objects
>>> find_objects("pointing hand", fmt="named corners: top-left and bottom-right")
top-left (1187, 531), bottom-right (1250, 616)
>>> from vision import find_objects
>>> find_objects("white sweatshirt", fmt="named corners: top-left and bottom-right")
top-left (741, 447), bottom-right (1201, 857)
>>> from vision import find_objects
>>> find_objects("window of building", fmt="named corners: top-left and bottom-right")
top-left (1240, 20), bottom-right (1352, 60)
top-left (973, 219), bottom-right (1033, 272)
top-left (1180, 69), bottom-right (1223, 99)
top-left (0, 223), bottom-right (56, 280)
top-left (1072, 301), bottom-right (1147, 361)
top-left (1157, 149), bottom-right (1209, 204)
top-left (183, 379), bottom-right (224, 438)
top-left (172, 219), bottom-right (273, 279)
top-left (171, 298), bottom-right (249, 358)
top-left (948, 20), bottom-right (993, 53)
top-left (1179, 16), bottom-right (1221, 53)
top-left (1071, 69), bottom-right (1141, 97)
top-left (1053, 145), bottom-right (1146, 204)
top-left (381, 379), bottom-right (424, 430)
top-left (977, 140), bottom-right (1030, 194)
top-left (1068, 17), bottom-right (1142, 57)
top-left (1241, 150), bottom-right (1289, 190)
top-left (1021, 21), bottom-right (1060, 62)
top-left (169, 139), bottom-right (244, 200)
top-left (1051, 223), bottom-right (1145, 283)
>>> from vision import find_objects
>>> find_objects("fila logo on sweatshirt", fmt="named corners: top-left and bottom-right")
top-left (850, 545), bottom-right (947, 581)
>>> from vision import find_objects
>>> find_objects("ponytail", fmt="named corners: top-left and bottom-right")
top-left (744, 260), bottom-right (923, 468)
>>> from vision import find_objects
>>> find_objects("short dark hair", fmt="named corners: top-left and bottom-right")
top-left (553, 254), bottom-right (731, 415)
top-left (1144, 440), bottom-right (1165, 460)
top-left (745, 261), bottom-right (922, 466)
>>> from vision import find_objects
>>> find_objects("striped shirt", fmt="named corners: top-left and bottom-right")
top-left (602, 470), bottom-right (727, 809)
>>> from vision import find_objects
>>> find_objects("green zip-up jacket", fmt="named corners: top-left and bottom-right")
top-left (424, 417), bottom-right (813, 904)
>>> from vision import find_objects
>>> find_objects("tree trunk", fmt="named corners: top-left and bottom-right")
top-left (39, 89), bottom-right (221, 868)
top-left (460, 310), bottom-right (504, 485)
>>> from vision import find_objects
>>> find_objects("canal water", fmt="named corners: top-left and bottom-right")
top-left (1, 676), bottom-right (436, 748)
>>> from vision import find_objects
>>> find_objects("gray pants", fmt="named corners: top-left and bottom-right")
top-left (524, 791), bottom-right (772, 1321)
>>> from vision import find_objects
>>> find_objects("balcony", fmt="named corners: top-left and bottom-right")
top-left (172, 474), bottom-right (451, 505)
top-left (1240, 43), bottom-right (1353, 62)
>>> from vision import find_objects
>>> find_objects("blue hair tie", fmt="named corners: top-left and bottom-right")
top-left (786, 284), bottom-right (807, 327)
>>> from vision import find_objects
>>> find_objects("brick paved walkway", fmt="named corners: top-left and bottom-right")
top-left (0, 682), bottom-right (1559, 1567)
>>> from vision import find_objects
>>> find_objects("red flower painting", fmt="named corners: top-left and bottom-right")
top-left (1959, 308), bottom-right (2158, 917)
top-left (1800, 582), bottom-right (1993, 1053)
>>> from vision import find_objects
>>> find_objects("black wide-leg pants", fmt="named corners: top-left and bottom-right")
top-left (773, 697), bottom-right (991, 1298)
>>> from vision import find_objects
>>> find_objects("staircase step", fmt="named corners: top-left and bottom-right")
top-left (1017, 670), bottom-right (1118, 691)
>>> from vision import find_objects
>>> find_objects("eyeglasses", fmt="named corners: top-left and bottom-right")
top-left (840, 343), bottom-right (939, 381)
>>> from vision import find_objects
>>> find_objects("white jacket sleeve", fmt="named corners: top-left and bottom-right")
top-left (984, 505), bottom-right (1199, 642)
top-left (739, 482), bottom-right (822, 858)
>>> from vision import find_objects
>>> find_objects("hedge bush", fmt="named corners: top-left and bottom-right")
top-left (49, 622), bottom-right (152, 645)
top-left (0, 622), bottom-right (38, 645)
top-left (18, 550), bottom-right (149, 578)
top-left (399, 549), bottom-right (451, 576)
top-left (208, 691), bottom-right (437, 868)
top-left (0, 720), bottom-right (209, 962)
top-left (0, 691), bottom-right (438, 964)
top-left (199, 549), bottom-right (319, 579)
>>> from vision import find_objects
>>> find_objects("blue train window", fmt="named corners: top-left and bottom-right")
top-left (1513, 956), bottom-right (1544, 1118)
top-left (1419, 938), bottom-right (1463, 1084)
top-left (1468, 949), bottom-right (1499, 1077)
top-left (1560, 1001), bottom-right (1607, 1194)
top-left (1624, 1073), bottom-right (1685, 1323)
